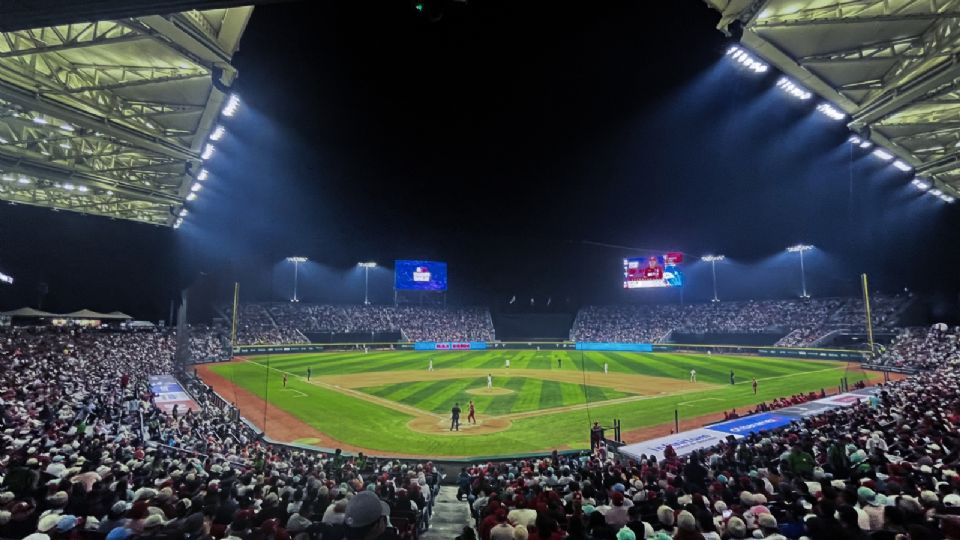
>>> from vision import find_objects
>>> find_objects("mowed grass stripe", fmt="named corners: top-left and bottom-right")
top-left (510, 377), bottom-right (544, 413)
top-left (538, 380), bottom-right (564, 410)
top-left (414, 379), bottom-right (472, 413)
top-left (210, 353), bottom-right (866, 457)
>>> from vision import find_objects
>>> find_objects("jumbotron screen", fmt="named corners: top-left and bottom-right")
top-left (623, 252), bottom-right (684, 289)
top-left (394, 260), bottom-right (448, 291)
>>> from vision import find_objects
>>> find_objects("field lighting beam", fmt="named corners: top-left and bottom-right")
top-left (786, 244), bottom-right (814, 298)
top-left (358, 262), bottom-right (377, 305)
top-left (286, 257), bottom-right (308, 302)
top-left (700, 255), bottom-right (725, 302)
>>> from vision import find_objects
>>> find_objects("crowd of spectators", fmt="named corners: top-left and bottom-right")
top-left (188, 325), bottom-right (231, 363)
top-left (231, 303), bottom-right (495, 344)
top-left (0, 326), bottom-right (442, 540)
top-left (458, 363), bottom-right (960, 540)
top-left (230, 304), bottom-right (309, 346)
top-left (830, 295), bottom-right (909, 330)
top-left (572, 299), bottom-right (845, 345)
top-left (870, 326), bottom-right (960, 372)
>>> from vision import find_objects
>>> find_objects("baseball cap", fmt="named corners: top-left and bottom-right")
top-left (106, 528), bottom-right (133, 540)
top-left (344, 491), bottom-right (389, 528)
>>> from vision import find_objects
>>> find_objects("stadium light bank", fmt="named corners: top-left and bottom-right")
top-left (700, 255), bottom-right (725, 303)
top-left (357, 262), bottom-right (377, 305)
top-left (286, 257), bottom-right (308, 302)
top-left (786, 244), bottom-right (814, 299)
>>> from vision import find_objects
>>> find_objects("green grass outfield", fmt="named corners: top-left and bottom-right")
top-left (208, 350), bottom-right (871, 457)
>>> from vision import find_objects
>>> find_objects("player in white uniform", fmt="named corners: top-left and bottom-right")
top-left (505, 358), bottom-right (510, 368)
top-left (428, 359), bottom-right (433, 371)
top-left (603, 362), bottom-right (608, 374)
top-left (487, 373), bottom-right (493, 388)
top-left (690, 369), bottom-right (696, 382)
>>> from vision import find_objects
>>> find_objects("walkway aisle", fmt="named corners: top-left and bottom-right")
top-left (421, 485), bottom-right (472, 540)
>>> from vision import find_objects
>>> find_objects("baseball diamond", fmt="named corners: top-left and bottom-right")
top-left (199, 349), bottom-right (882, 458)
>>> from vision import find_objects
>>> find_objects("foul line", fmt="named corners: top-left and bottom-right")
top-left (280, 388), bottom-right (307, 398)
top-left (246, 360), bottom-right (444, 419)
top-left (678, 397), bottom-right (722, 406)
top-left (244, 360), bottom-right (849, 423)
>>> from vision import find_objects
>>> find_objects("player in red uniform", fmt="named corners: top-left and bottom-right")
top-left (467, 400), bottom-right (476, 424)
top-left (642, 256), bottom-right (663, 280)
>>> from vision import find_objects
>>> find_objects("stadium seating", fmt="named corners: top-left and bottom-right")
top-left (572, 296), bottom-right (908, 347)
top-left (226, 303), bottom-right (495, 345)
top-left (869, 325), bottom-right (960, 372)
top-left (460, 363), bottom-right (960, 540)
top-left (0, 326), bottom-right (442, 540)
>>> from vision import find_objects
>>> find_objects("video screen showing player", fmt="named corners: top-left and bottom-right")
top-left (623, 252), bottom-right (683, 288)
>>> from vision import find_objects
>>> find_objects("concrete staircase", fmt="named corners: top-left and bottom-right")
top-left (421, 486), bottom-right (472, 540)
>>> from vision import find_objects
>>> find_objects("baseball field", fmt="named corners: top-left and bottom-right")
top-left (198, 350), bottom-right (879, 458)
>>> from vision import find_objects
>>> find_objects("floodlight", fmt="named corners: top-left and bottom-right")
top-left (59, 142), bottom-right (71, 149)
top-left (357, 261), bottom-right (378, 268)
top-left (859, 140), bottom-right (873, 149)
top-left (700, 255), bottom-right (725, 262)
top-left (201, 144), bottom-right (215, 160)
top-left (0, 137), bottom-right (8, 144)
top-left (287, 256), bottom-right (308, 263)
top-left (872, 148), bottom-right (893, 161)
top-left (786, 244), bottom-right (813, 253)
top-left (816, 103), bottom-right (845, 120)
top-left (776, 77), bottom-right (812, 100)
top-left (190, 182), bottom-right (202, 192)
top-left (173, 218), bottom-right (183, 229)
top-left (912, 178), bottom-right (931, 190)
top-left (942, 195), bottom-right (956, 203)
top-left (62, 183), bottom-right (74, 191)
top-left (892, 160), bottom-right (912, 172)
top-left (725, 46), bottom-right (768, 73)
top-left (210, 125), bottom-right (226, 141)
top-left (186, 193), bottom-right (197, 201)
top-left (32, 116), bottom-right (47, 125)
top-left (77, 185), bottom-right (88, 193)
top-left (179, 208), bottom-right (188, 217)
top-left (1, 174), bottom-right (12, 181)
top-left (17, 176), bottom-right (30, 184)
top-left (59, 123), bottom-right (74, 132)
top-left (848, 135), bottom-right (861, 144)
top-left (0, 271), bottom-right (12, 284)
top-left (223, 94), bottom-right (240, 117)
top-left (930, 189), bottom-right (943, 196)
top-left (197, 169), bottom-right (209, 181)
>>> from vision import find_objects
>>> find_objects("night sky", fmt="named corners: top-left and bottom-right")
top-left (1, 0), bottom-right (958, 321)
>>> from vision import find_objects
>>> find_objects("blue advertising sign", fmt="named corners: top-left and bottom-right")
top-left (575, 342), bottom-right (654, 352)
top-left (707, 413), bottom-right (797, 435)
top-left (414, 341), bottom-right (488, 350)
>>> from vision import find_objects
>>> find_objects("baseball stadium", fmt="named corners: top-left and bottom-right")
top-left (1, 2), bottom-right (960, 540)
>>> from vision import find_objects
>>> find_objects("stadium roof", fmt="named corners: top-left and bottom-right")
top-left (704, 0), bottom-right (960, 200)
top-left (0, 6), bottom-right (253, 226)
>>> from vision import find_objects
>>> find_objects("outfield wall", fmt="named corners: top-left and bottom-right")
top-left (236, 340), bottom-right (871, 361)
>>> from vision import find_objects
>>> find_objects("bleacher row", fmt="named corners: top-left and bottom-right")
top-left (455, 326), bottom-right (960, 540)
top-left (0, 326), bottom-right (442, 540)
top-left (223, 296), bottom-right (908, 348)
top-left (0, 317), bottom-right (956, 540)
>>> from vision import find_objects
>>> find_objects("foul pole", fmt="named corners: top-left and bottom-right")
top-left (861, 273), bottom-right (875, 355)
top-left (230, 282), bottom-right (240, 351)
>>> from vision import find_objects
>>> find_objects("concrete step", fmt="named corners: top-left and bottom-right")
top-left (421, 486), bottom-right (473, 540)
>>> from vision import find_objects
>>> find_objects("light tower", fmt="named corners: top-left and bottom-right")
top-left (286, 257), bottom-right (307, 302)
top-left (357, 262), bottom-right (377, 305)
top-left (786, 244), bottom-right (814, 298)
top-left (700, 254), bottom-right (725, 302)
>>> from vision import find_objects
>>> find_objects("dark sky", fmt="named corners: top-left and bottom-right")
top-left (1, 0), bottom-right (959, 320)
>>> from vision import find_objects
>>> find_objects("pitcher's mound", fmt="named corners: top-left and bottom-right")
top-left (407, 415), bottom-right (511, 435)
top-left (467, 387), bottom-right (515, 396)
